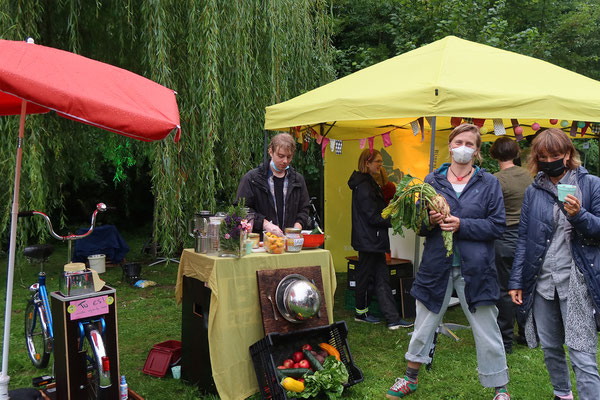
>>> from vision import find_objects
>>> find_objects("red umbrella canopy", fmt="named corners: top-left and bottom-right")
top-left (0, 39), bottom-right (181, 142)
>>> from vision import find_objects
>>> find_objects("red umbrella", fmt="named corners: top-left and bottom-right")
top-left (0, 38), bottom-right (181, 397)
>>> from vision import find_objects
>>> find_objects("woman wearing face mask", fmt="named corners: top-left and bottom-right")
top-left (236, 132), bottom-right (310, 237)
top-left (348, 149), bottom-right (413, 329)
top-left (386, 123), bottom-right (510, 400)
top-left (509, 128), bottom-right (600, 400)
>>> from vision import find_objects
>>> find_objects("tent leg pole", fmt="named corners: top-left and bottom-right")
top-left (0, 100), bottom-right (27, 400)
top-left (413, 117), bottom-right (437, 276)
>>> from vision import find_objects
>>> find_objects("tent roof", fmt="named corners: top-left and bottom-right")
top-left (265, 36), bottom-right (600, 139)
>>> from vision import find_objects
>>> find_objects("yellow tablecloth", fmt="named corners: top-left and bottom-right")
top-left (175, 249), bottom-right (337, 400)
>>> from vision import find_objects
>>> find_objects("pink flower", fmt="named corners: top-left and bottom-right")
top-left (225, 233), bottom-right (231, 239)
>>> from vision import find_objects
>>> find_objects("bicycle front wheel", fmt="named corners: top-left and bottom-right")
top-left (24, 299), bottom-right (51, 368)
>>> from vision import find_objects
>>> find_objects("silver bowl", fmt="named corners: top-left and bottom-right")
top-left (275, 274), bottom-right (321, 323)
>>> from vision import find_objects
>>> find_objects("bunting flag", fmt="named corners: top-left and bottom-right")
top-left (493, 119), bottom-right (506, 135)
top-left (368, 136), bottom-right (374, 154)
top-left (450, 117), bottom-right (463, 127)
top-left (581, 122), bottom-right (590, 136)
top-left (316, 134), bottom-right (323, 144)
top-left (426, 116), bottom-right (434, 128)
top-left (463, 117), bottom-right (474, 124)
top-left (359, 138), bottom-right (366, 149)
top-left (473, 118), bottom-right (485, 128)
top-left (591, 123), bottom-right (600, 134)
top-left (303, 131), bottom-right (311, 152)
top-left (330, 139), bottom-right (336, 152)
top-left (417, 117), bottom-right (425, 142)
top-left (321, 137), bottom-right (330, 158)
top-left (382, 131), bottom-right (392, 147)
top-left (334, 139), bottom-right (343, 154)
top-left (570, 121), bottom-right (578, 137)
top-left (410, 120), bottom-right (419, 136)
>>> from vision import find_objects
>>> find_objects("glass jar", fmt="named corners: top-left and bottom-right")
top-left (284, 228), bottom-right (304, 253)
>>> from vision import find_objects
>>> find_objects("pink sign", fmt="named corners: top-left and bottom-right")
top-left (69, 295), bottom-right (109, 320)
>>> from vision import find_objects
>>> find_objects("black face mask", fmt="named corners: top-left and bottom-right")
top-left (537, 158), bottom-right (566, 177)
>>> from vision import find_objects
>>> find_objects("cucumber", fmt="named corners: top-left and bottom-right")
top-left (278, 368), bottom-right (313, 378)
top-left (302, 349), bottom-right (324, 371)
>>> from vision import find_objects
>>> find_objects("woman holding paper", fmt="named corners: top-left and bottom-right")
top-left (509, 128), bottom-right (600, 400)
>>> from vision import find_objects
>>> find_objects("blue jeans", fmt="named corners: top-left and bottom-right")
top-left (405, 267), bottom-right (509, 387)
top-left (533, 293), bottom-right (600, 399)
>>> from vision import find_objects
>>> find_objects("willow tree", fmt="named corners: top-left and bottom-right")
top-left (0, 0), bottom-right (334, 256)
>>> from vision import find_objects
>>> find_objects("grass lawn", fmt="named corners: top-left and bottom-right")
top-left (1, 226), bottom-right (596, 399)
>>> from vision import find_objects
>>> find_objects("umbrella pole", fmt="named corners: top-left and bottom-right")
top-left (0, 100), bottom-right (27, 399)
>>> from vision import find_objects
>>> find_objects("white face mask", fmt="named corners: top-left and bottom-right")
top-left (451, 145), bottom-right (475, 164)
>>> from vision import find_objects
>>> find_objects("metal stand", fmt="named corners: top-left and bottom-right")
top-left (148, 257), bottom-right (179, 267)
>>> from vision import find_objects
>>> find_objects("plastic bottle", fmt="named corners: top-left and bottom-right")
top-left (120, 375), bottom-right (128, 400)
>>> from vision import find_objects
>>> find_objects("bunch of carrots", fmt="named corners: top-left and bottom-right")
top-left (381, 175), bottom-right (453, 256)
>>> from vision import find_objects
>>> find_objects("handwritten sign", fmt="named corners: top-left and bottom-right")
top-left (68, 295), bottom-right (109, 320)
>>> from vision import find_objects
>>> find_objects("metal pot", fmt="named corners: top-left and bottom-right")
top-left (275, 274), bottom-right (321, 323)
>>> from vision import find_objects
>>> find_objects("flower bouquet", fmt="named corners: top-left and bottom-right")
top-left (219, 203), bottom-right (252, 258)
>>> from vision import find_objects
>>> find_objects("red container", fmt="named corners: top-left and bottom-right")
top-left (302, 233), bottom-right (324, 249)
top-left (143, 340), bottom-right (182, 378)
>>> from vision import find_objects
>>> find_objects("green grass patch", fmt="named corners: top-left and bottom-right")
top-left (1, 228), bottom-right (596, 399)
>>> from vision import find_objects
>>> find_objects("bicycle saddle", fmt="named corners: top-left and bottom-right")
top-left (23, 244), bottom-right (54, 261)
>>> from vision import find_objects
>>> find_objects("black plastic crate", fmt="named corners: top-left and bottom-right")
top-left (249, 321), bottom-right (363, 400)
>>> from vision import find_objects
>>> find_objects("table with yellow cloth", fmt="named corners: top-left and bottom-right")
top-left (175, 248), bottom-right (337, 400)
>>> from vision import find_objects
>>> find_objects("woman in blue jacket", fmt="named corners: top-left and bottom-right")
top-left (386, 124), bottom-right (510, 400)
top-left (509, 128), bottom-right (600, 400)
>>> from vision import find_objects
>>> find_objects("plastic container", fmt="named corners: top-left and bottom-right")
top-left (88, 254), bottom-right (106, 274)
top-left (302, 233), bottom-right (324, 249)
top-left (143, 340), bottom-right (182, 377)
top-left (263, 232), bottom-right (285, 254)
top-left (249, 321), bottom-right (363, 400)
top-left (557, 184), bottom-right (576, 201)
top-left (284, 228), bottom-right (304, 253)
top-left (120, 375), bottom-right (128, 399)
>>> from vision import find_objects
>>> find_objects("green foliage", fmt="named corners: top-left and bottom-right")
top-left (0, 1), bottom-right (334, 257)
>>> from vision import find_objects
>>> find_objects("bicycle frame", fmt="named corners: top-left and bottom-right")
top-left (29, 273), bottom-right (53, 340)
top-left (78, 318), bottom-right (111, 388)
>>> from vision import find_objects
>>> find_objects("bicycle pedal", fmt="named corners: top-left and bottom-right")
top-left (32, 375), bottom-right (54, 387)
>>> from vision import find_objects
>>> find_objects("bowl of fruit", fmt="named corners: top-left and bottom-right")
top-left (263, 231), bottom-right (286, 254)
top-left (301, 229), bottom-right (324, 249)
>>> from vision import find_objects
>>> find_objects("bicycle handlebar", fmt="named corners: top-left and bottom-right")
top-left (19, 203), bottom-right (108, 242)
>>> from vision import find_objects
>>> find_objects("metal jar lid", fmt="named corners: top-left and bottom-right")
top-left (284, 228), bottom-right (302, 234)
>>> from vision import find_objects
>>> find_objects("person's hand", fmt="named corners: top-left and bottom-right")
top-left (429, 210), bottom-right (444, 226)
top-left (563, 194), bottom-right (580, 217)
top-left (293, 222), bottom-right (302, 230)
top-left (509, 289), bottom-right (522, 305)
top-left (440, 215), bottom-right (460, 233)
top-left (263, 220), bottom-right (284, 237)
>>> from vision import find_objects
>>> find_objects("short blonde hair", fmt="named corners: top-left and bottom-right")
top-left (449, 123), bottom-right (482, 163)
top-left (528, 128), bottom-right (581, 175)
top-left (358, 148), bottom-right (381, 173)
top-left (270, 132), bottom-right (296, 154)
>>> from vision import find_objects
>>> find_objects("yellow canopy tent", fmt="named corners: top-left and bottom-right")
top-left (264, 35), bottom-right (600, 271)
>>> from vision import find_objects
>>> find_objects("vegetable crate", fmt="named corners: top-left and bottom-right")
top-left (250, 321), bottom-right (364, 399)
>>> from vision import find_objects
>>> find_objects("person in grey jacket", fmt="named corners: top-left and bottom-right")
top-left (509, 128), bottom-right (600, 400)
top-left (386, 124), bottom-right (510, 400)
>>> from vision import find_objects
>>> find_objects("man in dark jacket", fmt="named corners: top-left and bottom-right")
top-left (236, 133), bottom-right (310, 236)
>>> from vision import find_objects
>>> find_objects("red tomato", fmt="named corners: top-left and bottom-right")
top-left (292, 351), bottom-right (304, 363)
top-left (277, 365), bottom-right (286, 369)
top-left (301, 344), bottom-right (312, 351)
top-left (298, 359), bottom-right (310, 369)
top-left (297, 378), bottom-right (305, 383)
top-left (293, 363), bottom-right (300, 369)
top-left (282, 359), bottom-right (294, 368)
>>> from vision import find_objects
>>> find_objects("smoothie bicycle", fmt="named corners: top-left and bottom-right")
top-left (20, 203), bottom-right (112, 398)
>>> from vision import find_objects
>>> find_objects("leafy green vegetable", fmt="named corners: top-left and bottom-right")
top-left (285, 356), bottom-right (349, 399)
top-left (382, 174), bottom-right (453, 256)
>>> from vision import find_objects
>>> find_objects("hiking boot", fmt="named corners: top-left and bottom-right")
top-left (354, 313), bottom-right (380, 324)
top-left (493, 389), bottom-right (510, 400)
top-left (387, 319), bottom-right (414, 330)
top-left (386, 376), bottom-right (417, 398)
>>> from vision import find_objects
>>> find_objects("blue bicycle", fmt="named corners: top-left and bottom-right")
top-left (21, 204), bottom-right (112, 398)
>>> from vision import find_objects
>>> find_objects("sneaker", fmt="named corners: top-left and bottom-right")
top-left (387, 319), bottom-right (414, 330)
top-left (386, 376), bottom-right (417, 399)
top-left (354, 313), bottom-right (381, 324)
top-left (493, 389), bottom-right (510, 400)
top-left (514, 335), bottom-right (527, 345)
top-left (553, 394), bottom-right (574, 400)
